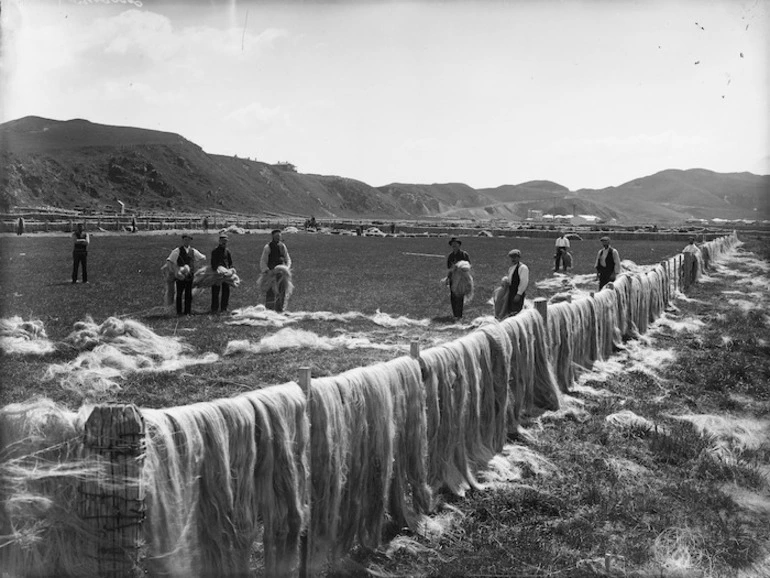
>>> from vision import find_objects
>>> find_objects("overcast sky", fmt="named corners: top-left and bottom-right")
top-left (1, 0), bottom-right (767, 190)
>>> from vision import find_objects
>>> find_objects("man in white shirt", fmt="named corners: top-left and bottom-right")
top-left (554, 231), bottom-right (571, 272)
top-left (259, 229), bottom-right (293, 311)
top-left (595, 236), bottom-right (621, 289)
top-left (166, 233), bottom-right (206, 315)
top-left (682, 236), bottom-right (701, 256)
top-left (502, 249), bottom-right (529, 317)
top-left (682, 236), bottom-right (701, 285)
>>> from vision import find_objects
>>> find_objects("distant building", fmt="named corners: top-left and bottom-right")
top-left (527, 209), bottom-right (543, 220)
top-left (273, 162), bottom-right (297, 172)
top-left (570, 215), bottom-right (600, 225)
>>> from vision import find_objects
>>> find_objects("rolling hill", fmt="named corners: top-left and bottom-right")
top-left (1, 116), bottom-right (768, 223)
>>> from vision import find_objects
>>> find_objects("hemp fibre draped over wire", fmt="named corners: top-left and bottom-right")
top-left (500, 309), bottom-right (561, 433)
top-left (141, 383), bottom-right (308, 578)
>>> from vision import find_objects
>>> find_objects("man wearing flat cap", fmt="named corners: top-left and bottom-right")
top-left (500, 249), bottom-right (529, 317)
top-left (595, 236), bottom-right (621, 289)
top-left (259, 229), bottom-right (293, 311)
top-left (446, 237), bottom-right (471, 320)
top-left (210, 233), bottom-right (234, 314)
top-left (166, 232), bottom-right (206, 316)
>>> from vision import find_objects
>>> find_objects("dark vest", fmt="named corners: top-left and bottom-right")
top-left (73, 231), bottom-right (88, 253)
top-left (267, 241), bottom-right (283, 269)
top-left (447, 250), bottom-right (470, 269)
top-left (177, 246), bottom-right (192, 267)
top-left (510, 264), bottom-right (522, 295)
top-left (598, 247), bottom-right (615, 273)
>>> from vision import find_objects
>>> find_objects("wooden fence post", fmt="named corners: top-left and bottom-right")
top-left (79, 404), bottom-right (145, 578)
top-left (410, 340), bottom-right (420, 358)
top-left (298, 367), bottom-right (313, 578)
top-left (534, 297), bottom-right (548, 325)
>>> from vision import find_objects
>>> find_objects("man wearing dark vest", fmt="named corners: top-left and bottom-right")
top-left (166, 233), bottom-right (206, 316)
top-left (595, 236), bottom-right (621, 289)
top-left (502, 249), bottom-right (529, 317)
top-left (446, 237), bottom-right (471, 320)
top-left (210, 233), bottom-right (234, 314)
top-left (259, 229), bottom-right (292, 312)
top-left (71, 223), bottom-right (90, 283)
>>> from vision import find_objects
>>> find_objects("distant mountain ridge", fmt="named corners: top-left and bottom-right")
top-left (1, 116), bottom-right (768, 223)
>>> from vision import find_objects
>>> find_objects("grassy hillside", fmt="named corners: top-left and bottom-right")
top-left (2, 116), bottom-right (767, 223)
top-left (578, 169), bottom-right (770, 222)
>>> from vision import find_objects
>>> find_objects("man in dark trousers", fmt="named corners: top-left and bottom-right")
top-left (166, 233), bottom-right (206, 316)
top-left (259, 229), bottom-right (292, 312)
top-left (595, 236), bottom-right (621, 289)
top-left (71, 223), bottom-right (90, 283)
top-left (503, 249), bottom-right (529, 317)
top-left (446, 237), bottom-right (470, 320)
top-left (210, 233), bottom-right (234, 314)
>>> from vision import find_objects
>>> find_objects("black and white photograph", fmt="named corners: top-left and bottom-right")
top-left (1, 0), bottom-right (769, 576)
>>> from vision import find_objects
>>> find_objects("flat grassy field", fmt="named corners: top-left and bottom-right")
top-left (0, 231), bottom-right (685, 408)
top-left (0, 231), bottom-right (685, 332)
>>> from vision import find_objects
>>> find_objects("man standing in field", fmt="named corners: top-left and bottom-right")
top-left (554, 231), bottom-right (570, 272)
top-left (71, 223), bottom-right (90, 283)
top-left (498, 249), bottom-right (529, 318)
top-left (446, 237), bottom-right (471, 320)
top-left (682, 235), bottom-right (701, 286)
top-left (210, 233), bottom-right (234, 314)
top-left (595, 236), bottom-right (621, 289)
top-left (259, 229), bottom-right (292, 312)
top-left (166, 233), bottom-right (206, 316)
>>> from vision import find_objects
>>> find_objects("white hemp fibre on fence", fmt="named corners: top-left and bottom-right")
top-left (141, 383), bottom-right (308, 578)
top-left (306, 356), bottom-right (432, 571)
top-left (420, 342), bottom-right (477, 496)
top-left (499, 309), bottom-right (561, 433)
top-left (309, 364), bottom-right (395, 557)
top-left (257, 265), bottom-right (295, 309)
top-left (223, 327), bottom-right (404, 356)
top-left (46, 317), bottom-right (218, 397)
top-left (0, 399), bottom-right (103, 577)
top-left (419, 323), bottom-right (512, 496)
top-left (0, 316), bottom-right (56, 356)
top-left (592, 288), bottom-right (622, 361)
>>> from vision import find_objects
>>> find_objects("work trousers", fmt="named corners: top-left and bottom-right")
top-left (211, 283), bottom-right (230, 313)
top-left (176, 278), bottom-right (193, 314)
top-left (72, 252), bottom-right (88, 283)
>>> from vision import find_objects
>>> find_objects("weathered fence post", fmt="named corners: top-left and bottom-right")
top-left (298, 367), bottom-right (313, 578)
top-left (534, 297), bottom-right (548, 325)
top-left (410, 340), bottom-right (420, 358)
top-left (79, 404), bottom-right (145, 577)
